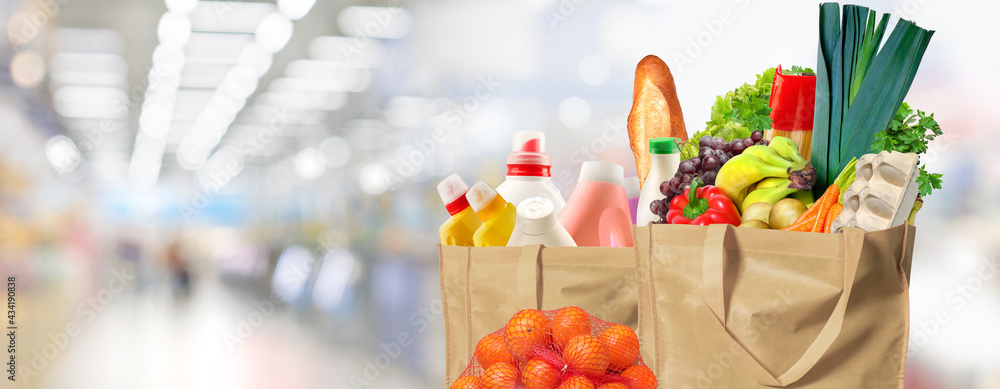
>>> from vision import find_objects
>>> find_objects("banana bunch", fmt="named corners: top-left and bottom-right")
top-left (716, 136), bottom-right (817, 212)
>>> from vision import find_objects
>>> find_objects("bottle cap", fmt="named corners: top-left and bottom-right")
top-left (513, 131), bottom-right (545, 153)
top-left (650, 137), bottom-right (681, 154)
top-left (578, 161), bottom-right (625, 187)
top-left (514, 197), bottom-right (558, 235)
top-left (437, 174), bottom-right (471, 216)
top-left (506, 131), bottom-right (551, 177)
top-left (624, 176), bottom-right (641, 198)
top-left (466, 181), bottom-right (502, 213)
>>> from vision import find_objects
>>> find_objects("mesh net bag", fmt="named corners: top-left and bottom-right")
top-left (451, 307), bottom-right (657, 389)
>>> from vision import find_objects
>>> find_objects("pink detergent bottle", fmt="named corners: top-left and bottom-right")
top-left (558, 161), bottom-right (634, 247)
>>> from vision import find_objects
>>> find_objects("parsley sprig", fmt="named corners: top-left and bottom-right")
top-left (871, 102), bottom-right (944, 196)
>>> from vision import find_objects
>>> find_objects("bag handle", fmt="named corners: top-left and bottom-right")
top-left (517, 244), bottom-right (544, 309)
top-left (701, 224), bottom-right (865, 387)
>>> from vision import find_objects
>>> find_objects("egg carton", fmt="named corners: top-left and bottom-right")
top-left (831, 151), bottom-right (919, 233)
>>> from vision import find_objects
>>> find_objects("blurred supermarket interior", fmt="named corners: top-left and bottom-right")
top-left (0, 0), bottom-right (998, 388)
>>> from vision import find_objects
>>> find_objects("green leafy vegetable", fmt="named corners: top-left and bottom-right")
top-left (871, 102), bottom-right (944, 196)
top-left (783, 65), bottom-right (815, 75)
top-left (683, 68), bottom-right (775, 159)
top-left (810, 3), bottom-right (934, 196)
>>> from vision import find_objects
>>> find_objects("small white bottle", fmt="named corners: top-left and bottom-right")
top-left (507, 197), bottom-right (576, 247)
top-left (636, 137), bottom-right (681, 226)
top-left (496, 131), bottom-right (566, 215)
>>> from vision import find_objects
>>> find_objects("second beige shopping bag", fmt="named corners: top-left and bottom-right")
top-left (636, 223), bottom-right (914, 388)
top-left (439, 244), bottom-right (639, 386)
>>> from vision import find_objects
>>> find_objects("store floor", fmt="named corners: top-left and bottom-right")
top-left (40, 276), bottom-right (437, 389)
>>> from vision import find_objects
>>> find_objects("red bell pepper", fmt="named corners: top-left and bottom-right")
top-left (666, 178), bottom-right (741, 226)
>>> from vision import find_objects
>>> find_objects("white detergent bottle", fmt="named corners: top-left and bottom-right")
top-left (496, 131), bottom-right (566, 215)
top-left (507, 197), bottom-right (577, 247)
top-left (636, 137), bottom-right (681, 226)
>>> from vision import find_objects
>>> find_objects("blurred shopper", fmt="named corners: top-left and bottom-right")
top-left (166, 241), bottom-right (191, 298)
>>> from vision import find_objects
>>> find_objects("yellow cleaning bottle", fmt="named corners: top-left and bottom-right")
top-left (437, 174), bottom-right (482, 246)
top-left (466, 181), bottom-right (517, 247)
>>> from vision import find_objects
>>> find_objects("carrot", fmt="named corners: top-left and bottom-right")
top-left (824, 203), bottom-right (844, 233)
top-left (810, 185), bottom-right (840, 233)
top-left (781, 213), bottom-right (817, 231)
top-left (782, 186), bottom-right (829, 231)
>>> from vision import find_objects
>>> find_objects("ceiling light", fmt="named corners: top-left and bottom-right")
top-left (295, 148), bottom-right (326, 180)
top-left (358, 164), bottom-right (390, 195)
top-left (46, 135), bottom-right (85, 176)
top-left (278, 0), bottom-right (316, 21)
top-left (157, 12), bottom-right (192, 48)
top-left (48, 53), bottom-right (128, 74)
top-left (307, 36), bottom-right (386, 67)
top-left (578, 54), bottom-right (611, 86)
top-left (255, 91), bottom-right (347, 110)
top-left (139, 104), bottom-right (174, 139)
top-left (337, 6), bottom-right (413, 39)
top-left (10, 50), bottom-right (46, 89)
top-left (319, 136), bottom-right (351, 169)
top-left (166, 0), bottom-right (198, 14)
top-left (190, 1), bottom-right (276, 34)
top-left (152, 43), bottom-right (187, 72)
top-left (52, 86), bottom-right (128, 119)
top-left (255, 13), bottom-right (294, 54)
top-left (49, 71), bottom-right (126, 86)
top-left (176, 140), bottom-right (210, 170)
top-left (218, 65), bottom-right (259, 100)
top-left (238, 43), bottom-right (273, 77)
top-left (559, 97), bottom-right (591, 128)
top-left (51, 28), bottom-right (126, 54)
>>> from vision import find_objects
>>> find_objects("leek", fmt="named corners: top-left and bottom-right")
top-left (810, 3), bottom-right (934, 195)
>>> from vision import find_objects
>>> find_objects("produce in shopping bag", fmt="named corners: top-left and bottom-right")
top-left (714, 136), bottom-right (816, 211)
top-left (664, 178), bottom-right (740, 226)
top-left (811, 3), bottom-right (934, 193)
top-left (830, 151), bottom-right (919, 232)
top-left (649, 130), bottom-right (767, 220)
top-left (453, 307), bottom-right (654, 389)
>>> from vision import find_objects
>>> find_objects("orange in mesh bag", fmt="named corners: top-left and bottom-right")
top-left (452, 307), bottom-right (656, 389)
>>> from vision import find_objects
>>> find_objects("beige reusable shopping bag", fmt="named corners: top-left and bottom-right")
top-left (635, 223), bottom-right (915, 388)
top-left (439, 244), bottom-right (639, 386)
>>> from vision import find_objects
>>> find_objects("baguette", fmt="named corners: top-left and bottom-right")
top-left (627, 55), bottom-right (688, 189)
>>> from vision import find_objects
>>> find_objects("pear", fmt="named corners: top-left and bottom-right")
top-left (741, 202), bottom-right (772, 224)
top-left (769, 198), bottom-right (807, 230)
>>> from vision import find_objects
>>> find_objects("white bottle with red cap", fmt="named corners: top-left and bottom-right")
top-left (437, 174), bottom-right (482, 246)
top-left (496, 131), bottom-right (566, 215)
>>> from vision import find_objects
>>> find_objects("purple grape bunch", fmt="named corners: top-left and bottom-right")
top-left (651, 130), bottom-right (768, 223)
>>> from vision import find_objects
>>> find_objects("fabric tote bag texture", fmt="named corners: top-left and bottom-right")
top-left (635, 223), bottom-right (915, 388)
top-left (439, 244), bottom-right (639, 386)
